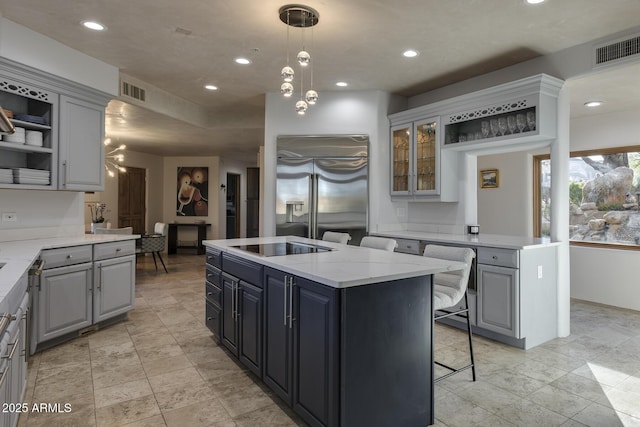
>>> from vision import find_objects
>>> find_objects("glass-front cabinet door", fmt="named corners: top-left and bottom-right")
top-left (413, 118), bottom-right (438, 195)
top-left (391, 123), bottom-right (412, 195)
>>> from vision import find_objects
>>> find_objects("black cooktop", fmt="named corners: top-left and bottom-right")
top-left (231, 242), bottom-right (333, 257)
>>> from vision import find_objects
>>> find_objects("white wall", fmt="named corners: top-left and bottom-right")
top-left (0, 190), bottom-right (85, 241)
top-left (569, 108), bottom-right (640, 311)
top-left (263, 90), bottom-right (405, 237)
top-left (477, 151), bottom-right (534, 237)
top-left (0, 18), bottom-right (118, 95)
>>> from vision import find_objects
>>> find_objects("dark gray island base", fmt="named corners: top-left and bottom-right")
top-left (203, 237), bottom-right (460, 427)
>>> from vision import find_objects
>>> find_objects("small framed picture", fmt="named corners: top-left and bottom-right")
top-left (480, 169), bottom-right (499, 189)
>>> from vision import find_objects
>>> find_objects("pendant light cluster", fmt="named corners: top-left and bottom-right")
top-left (279, 4), bottom-right (319, 115)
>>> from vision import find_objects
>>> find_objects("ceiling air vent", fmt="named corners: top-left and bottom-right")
top-left (120, 81), bottom-right (146, 102)
top-left (593, 33), bottom-right (640, 68)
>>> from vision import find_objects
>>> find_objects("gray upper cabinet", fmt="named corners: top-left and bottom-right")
top-left (58, 95), bottom-right (105, 191)
top-left (0, 57), bottom-right (111, 192)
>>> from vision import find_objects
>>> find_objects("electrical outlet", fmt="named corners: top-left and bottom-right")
top-left (537, 265), bottom-right (543, 279)
top-left (2, 212), bottom-right (17, 222)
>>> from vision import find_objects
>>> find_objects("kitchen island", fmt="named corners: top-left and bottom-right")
top-left (203, 236), bottom-right (465, 427)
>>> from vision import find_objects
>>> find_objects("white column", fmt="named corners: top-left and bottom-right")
top-left (551, 85), bottom-right (571, 337)
top-left (464, 153), bottom-right (478, 226)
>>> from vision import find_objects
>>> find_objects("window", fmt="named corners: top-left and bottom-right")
top-left (534, 146), bottom-right (640, 250)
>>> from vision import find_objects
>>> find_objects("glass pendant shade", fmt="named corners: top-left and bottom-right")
top-left (281, 82), bottom-right (294, 97)
top-left (281, 66), bottom-right (295, 82)
top-left (295, 100), bottom-right (308, 115)
top-left (297, 50), bottom-right (311, 66)
top-left (305, 89), bottom-right (318, 105)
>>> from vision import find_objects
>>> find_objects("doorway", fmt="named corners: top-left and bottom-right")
top-left (118, 166), bottom-right (146, 234)
top-left (226, 173), bottom-right (240, 238)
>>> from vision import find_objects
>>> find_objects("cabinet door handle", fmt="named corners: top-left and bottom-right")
top-left (116, 248), bottom-right (121, 252)
top-left (234, 282), bottom-right (240, 321)
top-left (2, 335), bottom-right (19, 360)
top-left (98, 265), bottom-right (102, 291)
top-left (283, 275), bottom-right (288, 326)
top-left (289, 277), bottom-right (295, 329)
top-left (67, 254), bottom-right (73, 259)
top-left (207, 317), bottom-right (213, 321)
top-left (232, 282), bottom-right (236, 320)
top-left (62, 161), bottom-right (67, 186)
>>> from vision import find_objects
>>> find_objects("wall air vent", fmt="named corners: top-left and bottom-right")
top-left (593, 33), bottom-right (640, 69)
top-left (120, 81), bottom-right (146, 102)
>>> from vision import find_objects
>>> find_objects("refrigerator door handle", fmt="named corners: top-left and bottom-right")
top-left (311, 173), bottom-right (319, 239)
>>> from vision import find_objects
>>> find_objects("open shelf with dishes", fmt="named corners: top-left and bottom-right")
top-left (0, 76), bottom-right (57, 189)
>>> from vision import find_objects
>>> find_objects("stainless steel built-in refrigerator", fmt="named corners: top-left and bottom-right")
top-left (276, 135), bottom-right (368, 245)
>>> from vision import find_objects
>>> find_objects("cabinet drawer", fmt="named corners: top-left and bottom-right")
top-left (477, 247), bottom-right (518, 268)
top-left (205, 299), bottom-right (221, 343)
top-left (206, 281), bottom-right (222, 308)
top-left (206, 248), bottom-right (222, 268)
top-left (205, 264), bottom-right (221, 287)
top-left (94, 240), bottom-right (135, 261)
top-left (395, 238), bottom-right (420, 255)
top-left (222, 253), bottom-right (263, 287)
top-left (40, 245), bottom-right (92, 269)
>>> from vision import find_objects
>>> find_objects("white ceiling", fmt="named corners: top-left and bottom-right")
top-left (1, 0), bottom-right (640, 158)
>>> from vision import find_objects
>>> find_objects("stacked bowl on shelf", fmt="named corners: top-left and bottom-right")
top-left (2, 126), bottom-right (25, 143)
top-left (25, 130), bottom-right (43, 146)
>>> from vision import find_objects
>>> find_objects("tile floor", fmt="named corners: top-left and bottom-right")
top-left (17, 254), bottom-right (640, 426)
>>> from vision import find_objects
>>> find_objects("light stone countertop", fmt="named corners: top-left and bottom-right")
top-left (204, 236), bottom-right (465, 289)
top-left (0, 235), bottom-right (139, 312)
top-left (373, 230), bottom-right (561, 250)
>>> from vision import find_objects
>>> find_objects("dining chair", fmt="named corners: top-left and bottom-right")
top-left (359, 236), bottom-right (398, 252)
top-left (94, 227), bottom-right (133, 235)
top-left (136, 222), bottom-right (168, 273)
top-left (423, 244), bottom-right (476, 383)
top-left (322, 231), bottom-right (352, 245)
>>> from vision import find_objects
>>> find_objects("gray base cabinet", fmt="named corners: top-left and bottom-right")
top-left (33, 241), bottom-right (136, 353)
top-left (93, 255), bottom-right (135, 323)
top-left (37, 262), bottom-right (93, 343)
top-left (1, 291), bottom-right (29, 427)
top-left (404, 237), bottom-right (558, 349)
top-left (477, 264), bottom-right (519, 336)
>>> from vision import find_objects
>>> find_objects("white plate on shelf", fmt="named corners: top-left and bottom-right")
top-left (13, 177), bottom-right (50, 185)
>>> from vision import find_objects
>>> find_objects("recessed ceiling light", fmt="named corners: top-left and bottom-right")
top-left (525, 0), bottom-right (545, 4)
top-left (204, 85), bottom-right (218, 91)
top-left (336, 82), bottom-right (348, 87)
top-left (403, 50), bottom-right (419, 58)
top-left (584, 101), bottom-right (603, 108)
top-left (234, 57), bottom-right (252, 65)
top-left (82, 21), bottom-right (106, 31)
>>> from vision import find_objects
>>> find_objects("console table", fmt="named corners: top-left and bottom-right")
top-left (168, 223), bottom-right (210, 255)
